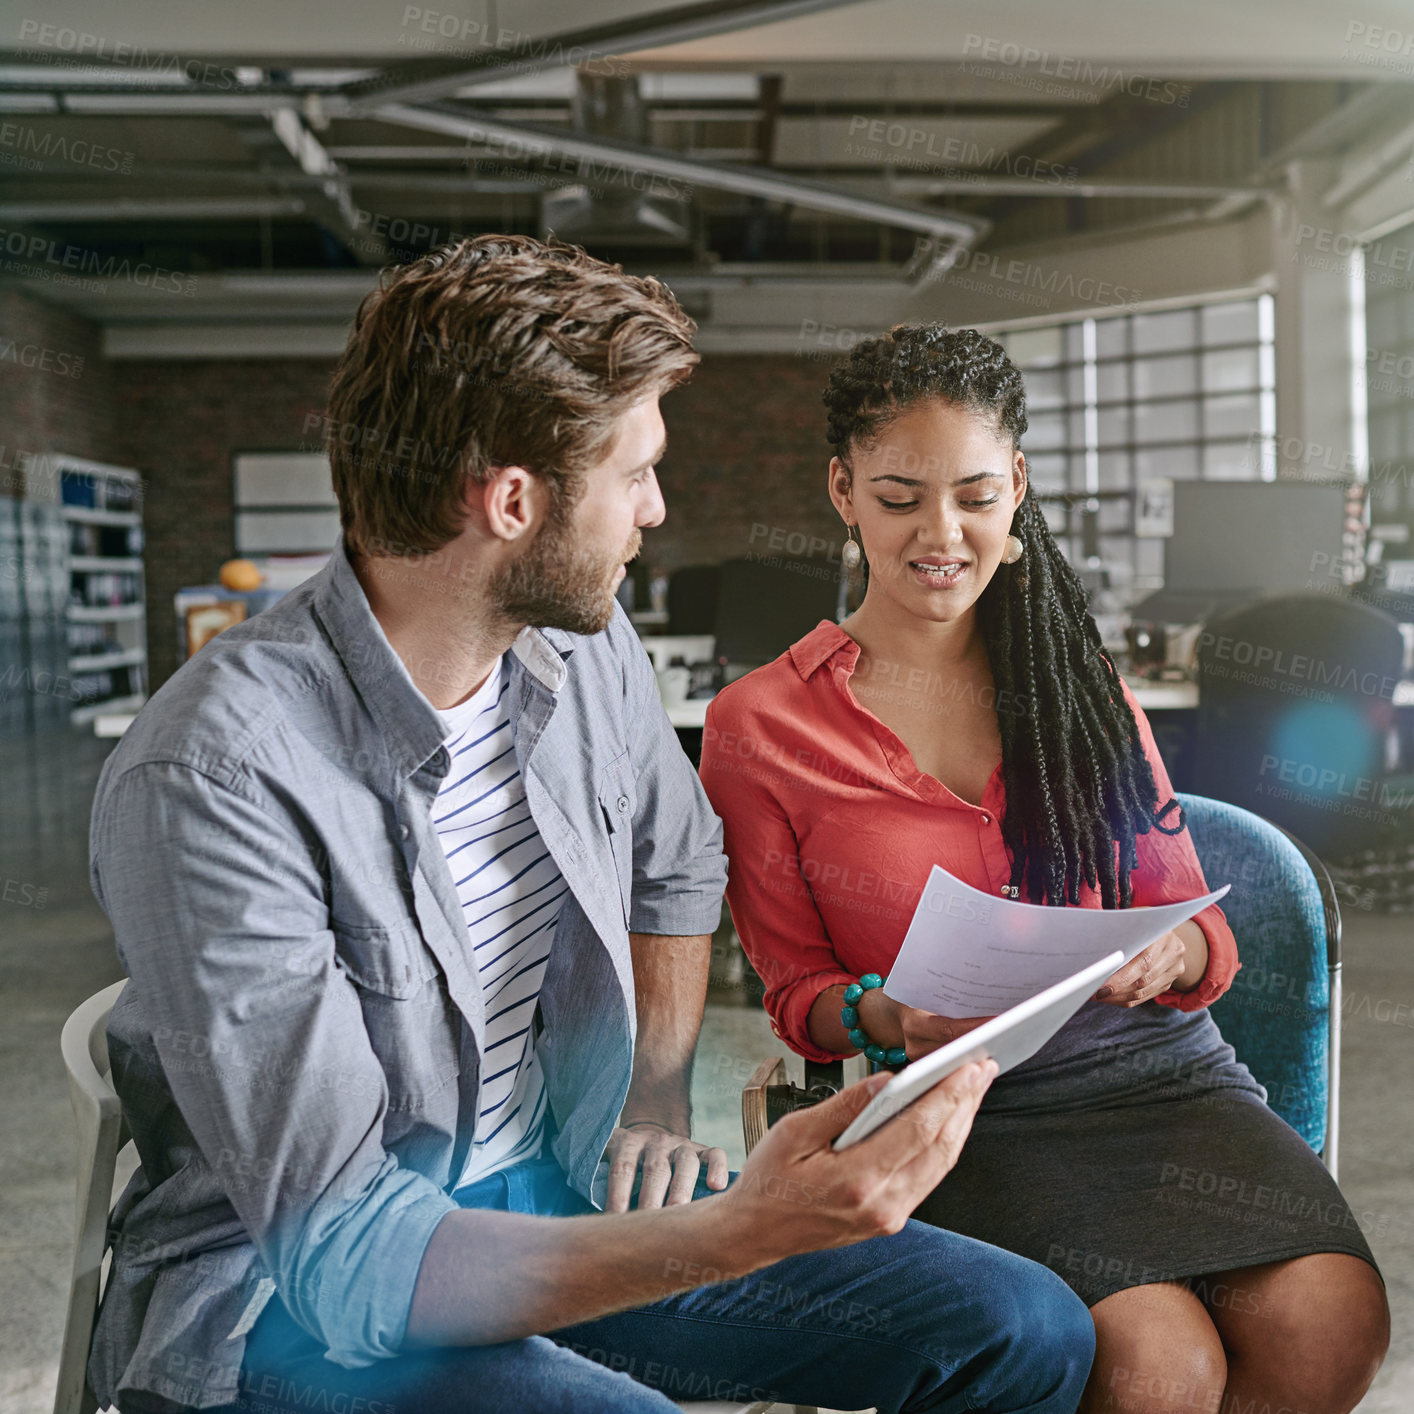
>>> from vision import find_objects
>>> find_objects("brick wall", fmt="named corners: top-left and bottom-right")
top-left (2, 292), bottom-right (838, 693)
top-left (111, 360), bottom-right (336, 687)
top-left (0, 287), bottom-right (116, 489)
top-left (654, 352), bottom-right (844, 575)
top-left (119, 351), bottom-right (839, 689)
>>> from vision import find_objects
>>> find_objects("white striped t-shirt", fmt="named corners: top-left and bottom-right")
top-left (433, 656), bottom-right (567, 1190)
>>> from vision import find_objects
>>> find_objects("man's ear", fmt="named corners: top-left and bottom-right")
top-left (476, 464), bottom-right (546, 545)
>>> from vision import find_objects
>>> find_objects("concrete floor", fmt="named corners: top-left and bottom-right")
top-left (0, 727), bottom-right (1409, 1412)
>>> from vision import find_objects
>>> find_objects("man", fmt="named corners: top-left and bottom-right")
top-left (88, 234), bottom-right (1094, 1414)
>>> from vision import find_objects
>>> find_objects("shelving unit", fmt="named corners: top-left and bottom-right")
top-left (56, 457), bottom-right (148, 728)
top-left (67, 604), bottom-right (145, 622)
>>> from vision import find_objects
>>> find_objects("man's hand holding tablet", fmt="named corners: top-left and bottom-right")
top-left (833, 951), bottom-right (1124, 1151)
top-left (717, 1057), bottom-right (1001, 1260)
top-left (713, 953), bottom-right (1122, 1265)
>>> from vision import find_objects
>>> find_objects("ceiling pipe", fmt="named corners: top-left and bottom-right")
top-left (34, 93), bottom-right (304, 115)
top-left (1321, 114), bottom-right (1414, 211)
top-left (372, 101), bottom-right (987, 264)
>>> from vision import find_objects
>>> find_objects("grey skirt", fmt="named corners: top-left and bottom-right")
top-left (911, 1002), bottom-right (1382, 1307)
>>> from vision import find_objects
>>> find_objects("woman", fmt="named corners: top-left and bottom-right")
top-left (699, 326), bottom-right (1388, 1414)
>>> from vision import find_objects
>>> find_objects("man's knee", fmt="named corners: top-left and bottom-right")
top-left (1036, 1266), bottom-right (1096, 1355)
top-left (885, 1231), bottom-right (1094, 1402)
top-left (510, 1336), bottom-right (683, 1414)
top-left (983, 1257), bottom-right (1096, 1380)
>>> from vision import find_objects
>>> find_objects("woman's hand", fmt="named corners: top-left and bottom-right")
top-left (859, 988), bottom-right (996, 1061)
top-left (1095, 927), bottom-right (1192, 1007)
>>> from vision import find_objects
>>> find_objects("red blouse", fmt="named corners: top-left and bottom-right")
top-left (699, 621), bottom-right (1240, 1065)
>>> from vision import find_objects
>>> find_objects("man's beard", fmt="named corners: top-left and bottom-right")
top-left (493, 493), bottom-right (639, 636)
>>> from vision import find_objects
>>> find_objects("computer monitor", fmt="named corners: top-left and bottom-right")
top-left (713, 556), bottom-right (843, 667)
top-left (1131, 479), bottom-right (1348, 623)
top-left (1165, 480), bottom-right (1347, 593)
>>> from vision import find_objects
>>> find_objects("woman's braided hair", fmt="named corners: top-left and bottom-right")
top-left (823, 323), bottom-right (1184, 907)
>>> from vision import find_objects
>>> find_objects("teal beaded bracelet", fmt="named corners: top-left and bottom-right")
top-left (840, 973), bottom-right (908, 1068)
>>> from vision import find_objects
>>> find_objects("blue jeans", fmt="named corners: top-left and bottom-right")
top-left (213, 1157), bottom-right (1093, 1414)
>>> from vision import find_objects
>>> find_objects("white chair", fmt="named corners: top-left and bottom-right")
top-left (54, 982), bottom-right (820, 1414)
top-left (55, 979), bottom-right (129, 1414)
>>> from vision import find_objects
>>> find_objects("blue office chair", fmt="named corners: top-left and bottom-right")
top-left (1192, 592), bottom-right (1410, 859)
top-left (745, 794), bottom-right (1341, 1180)
top-left (1176, 793), bottom-right (1340, 1173)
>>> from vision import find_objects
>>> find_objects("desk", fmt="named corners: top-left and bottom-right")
top-left (665, 699), bottom-right (712, 730)
top-left (665, 679), bottom-right (1200, 729)
top-left (641, 635), bottom-right (716, 673)
top-left (663, 677), bottom-right (1207, 774)
top-left (91, 678), bottom-right (1414, 739)
top-left (1127, 678), bottom-right (1198, 712)
top-left (1125, 677), bottom-right (1414, 709)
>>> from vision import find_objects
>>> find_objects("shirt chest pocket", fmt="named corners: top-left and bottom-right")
top-left (334, 921), bottom-right (461, 1105)
top-left (597, 751), bottom-right (636, 928)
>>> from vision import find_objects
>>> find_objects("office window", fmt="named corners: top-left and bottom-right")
top-left (993, 294), bottom-right (1276, 596)
top-left (1364, 218), bottom-right (1414, 567)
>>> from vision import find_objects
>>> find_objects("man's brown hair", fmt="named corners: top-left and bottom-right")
top-left (326, 234), bottom-right (698, 556)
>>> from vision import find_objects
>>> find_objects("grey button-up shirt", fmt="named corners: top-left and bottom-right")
top-left (87, 538), bottom-right (727, 1411)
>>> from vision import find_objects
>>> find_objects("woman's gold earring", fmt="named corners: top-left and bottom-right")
top-left (841, 524), bottom-right (863, 571)
top-left (1001, 533), bottom-right (1024, 565)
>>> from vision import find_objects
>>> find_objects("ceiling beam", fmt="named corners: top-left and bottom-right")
top-left (341, 0), bottom-right (870, 111)
top-left (224, 109), bottom-right (388, 264)
top-left (267, 107), bottom-right (369, 246)
top-left (880, 173), bottom-right (1264, 200)
top-left (1257, 83), bottom-right (1407, 172)
top-left (0, 198), bottom-right (305, 221)
top-left (972, 81), bottom-right (1244, 239)
top-left (1, 80), bottom-right (1089, 125)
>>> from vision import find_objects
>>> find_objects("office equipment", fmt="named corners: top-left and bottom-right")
top-left (173, 584), bottom-right (286, 660)
top-left (1351, 565), bottom-right (1414, 625)
top-left (1193, 593), bottom-right (1413, 856)
top-left (1131, 479), bottom-right (1347, 624)
top-left (665, 563), bottom-right (722, 635)
top-left (55, 459), bottom-right (148, 728)
top-left (1125, 620), bottom-right (1167, 674)
top-left (638, 635), bottom-right (716, 674)
top-left (713, 556), bottom-right (842, 668)
top-left (833, 953), bottom-right (1124, 1150)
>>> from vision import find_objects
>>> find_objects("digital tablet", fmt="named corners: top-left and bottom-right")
top-left (832, 950), bottom-right (1124, 1150)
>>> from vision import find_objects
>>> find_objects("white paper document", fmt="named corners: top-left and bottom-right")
top-left (884, 865), bottom-right (1230, 1018)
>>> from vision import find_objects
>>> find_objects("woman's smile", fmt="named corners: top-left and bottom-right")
top-left (907, 555), bottom-right (968, 589)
